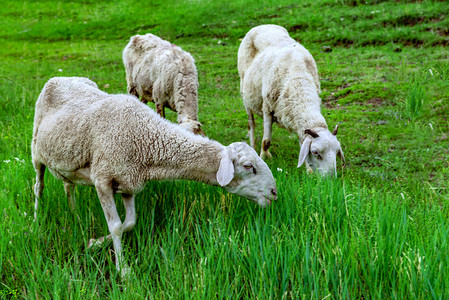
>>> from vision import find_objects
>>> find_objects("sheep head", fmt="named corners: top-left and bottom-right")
top-left (298, 126), bottom-right (345, 177)
top-left (217, 142), bottom-right (277, 207)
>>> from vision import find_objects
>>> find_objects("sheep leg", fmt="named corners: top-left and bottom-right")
top-left (95, 181), bottom-right (130, 278)
top-left (128, 86), bottom-right (139, 98)
top-left (88, 234), bottom-right (112, 248)
top-left (246, 108), bottom-right (256, 150)
top-left (122, 193), bottom-right (136, 233)
top-left (260, 112), bottom-right (273, 160)
top-left (87, 194), bottom-right (135, 249)
top-left (63, 181), bottom-right (76, 211)
top-left (156, 104), bottom-right (165, 118)
top-left (33, 162), bottom-right (45, 220)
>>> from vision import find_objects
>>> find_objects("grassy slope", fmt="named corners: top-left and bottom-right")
top-left (1, 0), bottom-right (449, 298)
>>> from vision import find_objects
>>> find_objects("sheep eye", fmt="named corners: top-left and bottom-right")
top-left (311, 151), bottom-right (322, 160)
top-left (243, 163), bottom-right (257, 174)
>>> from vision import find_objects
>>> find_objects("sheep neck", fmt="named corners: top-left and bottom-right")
top-left (274, 76), bottom-right (328, 142)
top-left (174, 73), bottom-right (199, 123)
top-left (140, 133), bottom-right (222, 186)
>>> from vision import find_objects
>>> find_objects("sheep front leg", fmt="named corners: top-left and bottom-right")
top-left (246, 108), bottom-right (256, 150)
top-left (88, 193), bottom-right (136, 248)
top-left (95, 181), bottom-right (130, 278)
top-left (33, 162), bottom-right (45, 220)
top-left (260, 111), bottom-right (273, 160)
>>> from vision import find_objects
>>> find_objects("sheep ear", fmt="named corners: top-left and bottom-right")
top-left (332, 125), bottom-right (339, 135)
top-left (304, 129), bottom-right (319, 138)
top-left (217, 149), bottom-right (234, 186)
top-left (338, 148), bottom-right (346, 166)
top-left (298, 136), bottom-right (312, 168)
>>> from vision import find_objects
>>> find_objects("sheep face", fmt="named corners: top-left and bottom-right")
top-left (216, 142), bottom-right (277, 207)
top-left (298, 128), bottom-right (345, 177)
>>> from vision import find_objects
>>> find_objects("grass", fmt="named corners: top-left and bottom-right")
top-left (406, 74), bottom-right (426, 118)
top-left (1, 0), bottom-right (449, 298)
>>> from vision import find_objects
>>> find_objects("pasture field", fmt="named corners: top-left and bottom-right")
top-left (1, 0), bottom-right (449, 298)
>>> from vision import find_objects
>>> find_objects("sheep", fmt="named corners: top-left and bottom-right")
top-left (32, 77), bottom-right (278, 277)
top-left (237, 24), bottom-right (345, 177)
top-left (123, 33), bottom-right (205, 135)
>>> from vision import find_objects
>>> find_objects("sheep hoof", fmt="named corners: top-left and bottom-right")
top-left (87, 238), bottom-right (101, 249)
top-left (120, 264), bottom-right (132, 280)
top-left (260, 150), bottom-right (272, 160)
top-left (87, 235), bottom-right (111, 249)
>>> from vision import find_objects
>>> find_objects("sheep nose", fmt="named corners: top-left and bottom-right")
top-left (271, 188), bottom-right (277, 200)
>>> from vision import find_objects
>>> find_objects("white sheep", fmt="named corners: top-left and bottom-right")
top-left (238, 24), bottom-right (345, 177)
top-left (32, 77), bottom-right (277, 277)
top-left (123, 33), bottom-right (204, 135)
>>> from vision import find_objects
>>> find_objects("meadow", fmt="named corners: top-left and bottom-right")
top-left (1, 0), bottom-right (449, 298)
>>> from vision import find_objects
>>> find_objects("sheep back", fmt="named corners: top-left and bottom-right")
top-left (238, 27), bottom-right (326, 137)
top-left (32, 77), bottom-right (216, 194)
top-left (238, 24), bottom-right (320, 96)
top-left (123, 34), bottom-right (199, 122)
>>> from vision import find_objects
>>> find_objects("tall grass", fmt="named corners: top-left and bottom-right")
top-left (405, 74), bottom-right (427, 118)
top-left (2, 171), bottom-right (448, 298)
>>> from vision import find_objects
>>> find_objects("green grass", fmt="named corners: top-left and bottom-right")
top-left (1, 0), bottom-right (449, 298)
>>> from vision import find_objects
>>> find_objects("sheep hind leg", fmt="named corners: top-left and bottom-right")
top-left (122, 193), bottom-right (136, 233)
top-left (94, 180), bottom-right (130, 278)
top-left (260, 112), bottom-right (273, 160)
top-left (156, 103), bottom-right (165, 118)
top-left (246, 108), bottom-right (256, 150)
top-left (63, 181), bottom-right (76, 211)
top-left (128, 86), bottom-right (139, 98)
top-left (33, 162), bottom-right (45, 220)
